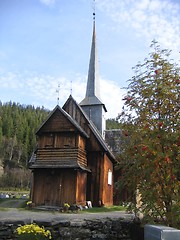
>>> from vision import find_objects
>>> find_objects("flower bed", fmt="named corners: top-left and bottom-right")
top-left (16, 223), bottom-right (52, 239)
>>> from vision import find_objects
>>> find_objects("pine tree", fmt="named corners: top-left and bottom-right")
top-left (0, 102), bottom-right (49, 169)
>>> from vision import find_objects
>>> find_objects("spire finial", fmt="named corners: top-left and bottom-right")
top-left (93, 0), bottom-right (95, 21)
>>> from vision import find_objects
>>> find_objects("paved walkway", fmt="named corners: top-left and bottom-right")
top-left (0, 208), bottom-right (133, 222)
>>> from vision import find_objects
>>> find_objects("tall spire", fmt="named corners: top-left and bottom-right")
top-left (85, 21), bottom-right (101, 100)
top-left (79, 9), bottom-right (107, 136)
top-left (80, 17), bottom-right (105, 107)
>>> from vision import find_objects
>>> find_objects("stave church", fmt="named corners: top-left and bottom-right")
top-left (29, 18), bottom-right (121, 207)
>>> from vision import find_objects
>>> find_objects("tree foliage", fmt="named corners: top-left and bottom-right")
top-left (117, 41), bottom-right (180, 227)
top-left (106, 118), bottom-right (122, 130)
top-left (0, 102), bottom-right (49, 188)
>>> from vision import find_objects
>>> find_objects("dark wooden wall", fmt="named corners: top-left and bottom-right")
top-left (39, 110), bottom-right (75, 133)
top-left (102, 154), bottom-right (113, 206)
top-left (32, 169), bottom-right (77, 206)
top-left (86, 152), bottom-right (102, 206)
top-left (36, 121), bottom-right (87, 168)
top-left (38, 132), bottom-right (76, 148)
top-left (76, 171), bottom-right (87, 205)
top-left (63, 98), bottom-right (91, 137)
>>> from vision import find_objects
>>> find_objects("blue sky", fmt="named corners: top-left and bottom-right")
top-left (0, 0), bottom-right (180, 118)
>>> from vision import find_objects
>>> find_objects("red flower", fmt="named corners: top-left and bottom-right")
top-left (123, 96), bottom-right (132, 102)
top-left (165, 157), bottom-right (171, 163)
top-left (142, 146), bottom-right (148, 151)
top-left (158, 122), bottom-right (163, 127)
top-left (171, 175), bottom-right (175, 180)
top-left (134, 145), bottom-right (138, 150)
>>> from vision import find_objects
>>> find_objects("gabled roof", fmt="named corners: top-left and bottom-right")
top-left (63, 95), bottom-right (115, 162)
top-left (36, 105), bottom-right (89, 139)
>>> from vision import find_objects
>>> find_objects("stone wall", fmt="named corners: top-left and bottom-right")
top-left (0, 218), bottom-right (144, 240)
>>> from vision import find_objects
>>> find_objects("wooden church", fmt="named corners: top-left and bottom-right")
top-left (29, 21), bottom-right (116, 207)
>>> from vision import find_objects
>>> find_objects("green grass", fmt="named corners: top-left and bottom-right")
top-left (0, 194), bottom-right (126, 213)
top-left (0, 198), bottom-right (28, 208)
top-left (82, 205), bottom-right (126, 213)
top-left (0, 198), bottom-right (7, 203)
top-left (0, 189), bottom-right (29, 195)
top-left (0, 208), bottom-right (8, 211)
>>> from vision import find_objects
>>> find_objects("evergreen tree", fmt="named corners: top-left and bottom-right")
top-left (0, 102), bottom-right (49, 169)
top-left (106, 118), bottom-right (122, 130)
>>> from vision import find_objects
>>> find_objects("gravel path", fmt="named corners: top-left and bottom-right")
top-left (0, 208), bottom-right (133, 222)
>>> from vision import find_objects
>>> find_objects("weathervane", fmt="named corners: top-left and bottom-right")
top-left (55, 81), bottom-right (73, 105)
top-left (70, 80), bottom-right (72, 95)
top-left (56, 83), bottom-right (60, 105)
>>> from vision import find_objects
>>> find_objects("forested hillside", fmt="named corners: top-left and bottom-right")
top-left (0, 101), bottom-right (50, 170)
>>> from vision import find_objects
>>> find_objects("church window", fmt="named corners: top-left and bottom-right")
top-left (108, 169), bottom-right (112, 185)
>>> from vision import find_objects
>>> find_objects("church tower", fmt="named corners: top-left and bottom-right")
top-left (79, 20), bottom-right (107, 137)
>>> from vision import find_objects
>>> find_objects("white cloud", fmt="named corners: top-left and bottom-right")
top-left (0, 70), bottom-right (124, 119)
top-left (96, 0), bottom-right (180, 57)
top-left (101, 78), bottom-right (125, 119)
top-left (0, 72), bottom-right (23, 89)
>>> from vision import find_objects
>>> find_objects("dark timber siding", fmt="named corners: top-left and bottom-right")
top-left (32, 169), bottom-right (76, 206)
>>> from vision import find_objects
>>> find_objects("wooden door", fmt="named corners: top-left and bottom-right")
top-left (45, 173), bottom-right (60, 206)
top-left (44, 170), bottom-right (76, 206)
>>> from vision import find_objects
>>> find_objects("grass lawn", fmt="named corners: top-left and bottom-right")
top-left (82, 205), bottom-right (126, 213)
top-left (0, 198), bottom-right (126, 213)
top-left (0, 198), bottom-right (27, 209)
top-left (0, 189), bottom-right (30, 209)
